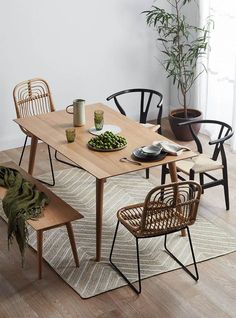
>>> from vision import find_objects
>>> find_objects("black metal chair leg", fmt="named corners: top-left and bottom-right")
top-left (161, 164), bottom-right (167, 185)
top-left (189, 169), bottom-right (195, 181)
top-left (19, 136), bottom-right (55, 186)
top-left (199, 173), bottom-right (204, 194)
top-left (36, 145), bottom-right (55, 187)
top-left (19, 135), bottom-right (28, 166)
top-left (145, 168), bottom-right (150, 179)
top-left (164, 227), bottom-right (199, 281)
top-left (47, 145), bottom-right (55, 186)
top-left (55, 150), bottom-right (81, 169)
top-left (135, 237), bottom-right (142, 293)
top-left (109, 221), bottom-right (120, 261)
top-left (109, 222), bottom-right (141, 294)
top-left (222, 167), bottom-right (229, 210)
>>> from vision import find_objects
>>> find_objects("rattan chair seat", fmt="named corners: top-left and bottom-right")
top-left (140, 123), bottom-right (160, 132)
top-left (176, 153), bottom-right (223, 174)
top-left (117, 195), bottom-right (198, 238)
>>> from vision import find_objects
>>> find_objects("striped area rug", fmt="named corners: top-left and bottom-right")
top-left (1, 168), bottom-right (236, 298)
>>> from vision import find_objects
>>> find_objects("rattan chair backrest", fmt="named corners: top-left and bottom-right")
top-left (13, 78), bottom-right (55, 136)
top-left (140, 181), bottom-right (202, 235)
top-left (13, 78), bottom-right (55, 118)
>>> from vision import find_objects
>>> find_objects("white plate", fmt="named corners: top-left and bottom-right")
top-left (88, 124), bottom-right (121, 136)
top-left (88, 143), bottom-right (127, 152)
top-left (141, 145), bottom-right (162, 156)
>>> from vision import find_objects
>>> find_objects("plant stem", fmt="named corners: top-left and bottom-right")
top-left (175, 0), bottom-right (188, 117)
top-left (143, 0), bottom-right (211, 119)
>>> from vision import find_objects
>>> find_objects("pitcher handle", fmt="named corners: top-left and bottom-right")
top-left (66, 105), bottom-right (73, 114)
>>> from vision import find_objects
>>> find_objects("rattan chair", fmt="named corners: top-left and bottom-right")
top-left (161, 119), bottom-right (234, 210)
top-left (109, 181), bottom-right (202, 294)
top-left (13, 78), bottom-right (79, 185)
top-left (13, 78), bottom-right (56, 186)
top-left (107, 88), bottom-right (163, 179)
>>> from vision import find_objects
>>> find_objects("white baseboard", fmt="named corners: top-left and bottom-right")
top-left (0, 136), bottom-right (26, 151)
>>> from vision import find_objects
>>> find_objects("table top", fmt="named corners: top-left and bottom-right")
top-left (15, 103), bottom-right (196, 179)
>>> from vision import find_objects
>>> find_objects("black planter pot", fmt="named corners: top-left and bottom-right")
top-left (169, 108), bottom-right (203, 141)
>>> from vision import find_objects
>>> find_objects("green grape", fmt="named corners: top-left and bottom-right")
top-left (88, 131), bottom-right (127, 150)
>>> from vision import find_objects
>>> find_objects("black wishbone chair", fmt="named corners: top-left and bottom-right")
top-left (107, 88), bottom-right (163, 179)
top-left (109, 181), bottom-right (202, 294)
top-left (161, 119), bottom-right (234, 210)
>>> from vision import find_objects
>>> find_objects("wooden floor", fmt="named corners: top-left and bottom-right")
top-left (1, 121), bottom-right (236, 318)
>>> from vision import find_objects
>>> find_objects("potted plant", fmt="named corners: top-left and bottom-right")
top-left (143, 0), bottom-right (212, 140)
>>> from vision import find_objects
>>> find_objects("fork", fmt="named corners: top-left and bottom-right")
top-left (119, 157), bottom-right (142, 166)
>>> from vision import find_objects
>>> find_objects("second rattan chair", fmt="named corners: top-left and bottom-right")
top-left (109, 181), bottom-right (202, 294)
top-left (13, 78), bottom-right (56, 186)
top-left (13, 78), bottom-right (79, 185)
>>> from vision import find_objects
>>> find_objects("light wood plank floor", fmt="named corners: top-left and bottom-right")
top-left (1, 121), bottom-right (236, 318)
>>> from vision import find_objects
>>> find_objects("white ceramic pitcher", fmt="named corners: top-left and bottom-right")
top-left (66, 99), bottom-right (86, 127)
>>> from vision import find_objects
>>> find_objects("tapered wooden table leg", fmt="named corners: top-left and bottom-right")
top-left (168, 162), bottom-right (186, 237)
top-left (37, 230), bottom-right (43, 279)
top-left (66, 222), bottom-right (79, 267)
top-left (168, 162), bottom-right (178, 183)
top-left (28, 135), bottom-right (38, 175)
top-left (96, 178), bottom-right (105, 262)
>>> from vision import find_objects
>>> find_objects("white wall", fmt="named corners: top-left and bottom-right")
top-left (169, 1), bottom-right (201, 111)
top-left (0, 0), bottom-right (170, 151)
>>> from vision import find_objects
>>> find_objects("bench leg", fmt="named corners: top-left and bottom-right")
top-left (66, 222), bottom-right (79, 267)
top-left (37, 230), bottom-right (43, 279)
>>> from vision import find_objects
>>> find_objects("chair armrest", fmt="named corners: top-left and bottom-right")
top-left (118, 202), bottom-right (145, 212)
top-left (209, 131), bottom-right (234, 145)
top-left (177, 119), bottom-right (201, 126)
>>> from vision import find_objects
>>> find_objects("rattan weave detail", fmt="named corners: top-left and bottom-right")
top-left (117, 181), bottom-right (201, 237)
top-left (13, 78), bottom-right (55, 135)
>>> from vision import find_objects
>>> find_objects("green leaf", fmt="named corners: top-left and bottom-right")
top-left (142, 0), bottom-right (213, 109)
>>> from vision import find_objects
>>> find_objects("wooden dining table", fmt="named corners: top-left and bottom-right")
top-left (15, 103), bottom-right (196, 261)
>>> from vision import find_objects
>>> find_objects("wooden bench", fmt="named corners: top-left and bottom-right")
top-left (0, 161), bottom-right (83, 279)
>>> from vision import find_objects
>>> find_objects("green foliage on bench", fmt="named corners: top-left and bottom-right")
top-left (0, 166), bottom-right (49, 265)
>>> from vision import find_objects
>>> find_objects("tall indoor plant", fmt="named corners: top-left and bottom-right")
top-left (143, 0), bottom-right (212, 140)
